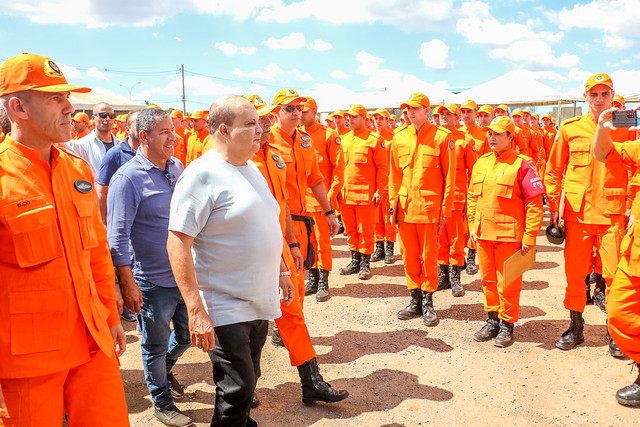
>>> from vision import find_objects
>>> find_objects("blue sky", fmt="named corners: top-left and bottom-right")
top-left (0, 0), bottom-right (639, 112)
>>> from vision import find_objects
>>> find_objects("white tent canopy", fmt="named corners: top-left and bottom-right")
top-left (70, 89), bottom-right (147, 111)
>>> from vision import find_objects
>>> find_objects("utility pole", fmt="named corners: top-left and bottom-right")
top-left (181, 65), bottom-right (186, 114)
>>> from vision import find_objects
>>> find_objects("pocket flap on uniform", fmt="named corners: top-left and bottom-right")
top-left (73, 197), bottom-right (95, 218)
top-left (4, 198), bottom-right (57, 233)
top-left (604, 187), bottom-right (625, 197)
top-left (9, 289), bottom-right (68, 314)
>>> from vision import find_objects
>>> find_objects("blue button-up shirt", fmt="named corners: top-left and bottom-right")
top-left (107, 151), bottom-right (184, 287)
top-left (98, 137), bottom-right (136, 186)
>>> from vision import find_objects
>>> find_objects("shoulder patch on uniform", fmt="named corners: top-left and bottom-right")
top-left (272, 154), bottom-right (280, 162)
top-left (301, 135), bottom-right (311, 142)
top-left (381, 141), bottom-right (385, 148)
top-left (471, 144), bottom-right (476, 152)
top-left (301, 141), bottom-right (311, 148)
top-left (449, 140), bottom-right (455, 150)
top-left (335, 137), bottom-right (341, 145)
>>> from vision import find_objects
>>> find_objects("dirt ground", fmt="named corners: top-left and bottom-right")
top-left (122, 210), bottom-right (640, 426)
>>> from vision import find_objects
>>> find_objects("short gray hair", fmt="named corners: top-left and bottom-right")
top-left (136, 108), bottom-right (169, 136)
top-left (0, 105), bottom-right (10, 134)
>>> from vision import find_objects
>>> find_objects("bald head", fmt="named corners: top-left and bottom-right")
top-left (208, 95), bottom-right (253, 136)
top-left (93, 102), bottom-right (112, 115)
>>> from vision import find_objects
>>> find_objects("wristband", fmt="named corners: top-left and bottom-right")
top-left (324, 209), bottom-right (335, 216)
top-left (289, 242), bottom-right (301, 249)
top-left (279, 271), bottom-right (291, 277)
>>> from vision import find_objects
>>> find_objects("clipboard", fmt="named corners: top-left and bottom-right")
top-left (503, 248), bottom-right (536, 286)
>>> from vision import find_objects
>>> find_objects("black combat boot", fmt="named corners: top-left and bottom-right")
top-left (593, 273), bottom-right (606, 313)
top-left (473, 311), bottom-right (500, 342)
top-left (466, 248), bottom-right (479, 275)
top-left (556, 310), bottom-right (585, 350)
top-left (607, 329), bottom-right (624, 358)
top-left (450, 265), bottom-right (465, 297)
top-left (370, 241), bottom-right (385, 262)
top-left (305, 268), bottom-right (320, 296)
top-left (585, 274), bottom-right (593, 305)
top-left (494, 320), bottom-right (515, 348)
top-left (616, 364), bottom-right (640, 406)
top-left (422, 291), bottom-right (438, 326)
top-left (271, 324), bottom-right (284, 347)
top-left (397, 289), bottom-right (423, 320)
top-left (384, 241), bottom-right (395, 264)
top-left (339, 251), bottom-right (360, 275)
top-left (358, 254), bottom-right (372, 280)
top-left (316, 269), bottom-right (330, 303)
top-left (297, 358), bottom-right (349, 405)
top-left (337, 215), bottom-right (345, 235)
top-left (437, 264), bottom-right (451, 290)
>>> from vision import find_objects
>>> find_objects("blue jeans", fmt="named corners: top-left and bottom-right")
top-left (136, 279), bottom-right (191, 410)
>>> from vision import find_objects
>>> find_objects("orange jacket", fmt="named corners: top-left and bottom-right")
top-left (341, 128), bottom-right (388, 205)
top-left (174, 132), bottom-right (186, 166)
top-left (462, 125), bottom-right (491, 164)
top-left (468, 149), bottom-right (545, 245)
top-left (113, 128), bottom-right (127, 142)
top-left (0, 136), bottom-right (118, 378)
top-left (524, 125), bottom-right (543, 167)
top-left (270, 126), bottom-right (324, 216)
top-left (337, 127), bottom-right (350, 137)
top-left (515, 126), bottom-right (531, 157)
top-left (73, 129), bottom-right (89, 141)
top-left (447, 128), bottom-right (475, 210)
top-left (302, 123), bottom-right (344, 212)
top-left (389, 122), bottom-right (456, 223)
top-left (543, 125), bottom-right (557, 145)
top-left (544, 114), bottom-right (628, 225)
top-left (252, 143), bottom-right (289, 231)
top-left (186, 128), bottom-right (210, 165)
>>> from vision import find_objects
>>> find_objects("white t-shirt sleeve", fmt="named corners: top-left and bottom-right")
top-left (169, 168), bottom-right (214, 237)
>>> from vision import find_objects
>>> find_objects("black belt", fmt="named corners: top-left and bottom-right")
top-left (291, 215), bottom-right (316, 269)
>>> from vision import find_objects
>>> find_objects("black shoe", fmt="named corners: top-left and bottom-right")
top-left (371, 241), bottom-right (385, 262)
top-left (422, 291), bottom-right (438, 326)
top-left (154, 404), bottom-right (193, 427)
top-left (397, 289), bottom-right (423, 320)
top-left (473, 312), bottom-right (500, 342)
top-left (384, 241), bottom-right (395, 264)
top-left (120, 307), bottom-right (137, 322)
top-left (593, 273), bottom-right (606, 313)
top-left (585, 274), bottom-right (593, 305)
top-left (339, 251), bottom-right (360, 275)
top-left (607, 330), bottom-right (625, 358)
top-left (494, 320), bottom-right (515, 348)
top-left (450, 265), bottom-right (465, 297)
top-left (616, 365), bottom-right (640, 407)
top-left (297, 358), bottom-right (349, 405)
top-left (465, 249), bottom-right (479, 275)
top-left (358, 254), bottom-right (372, 280)
top-left (556, 310), bottom-right (585, 350)
top-left (167, 371), bottom-right (185, 399)
top-left (271, 324), bottom-right (284, 347)
top-left (250, 392), bottom-right (260, 409)
top-left (305, 268), bottom-right (320, 296)
top-left (337, 216), bottom-right (345, 235)
top-left (316, 269), bottom-right (330, 302)
top-left (437, 264), bottom-right (451, 290)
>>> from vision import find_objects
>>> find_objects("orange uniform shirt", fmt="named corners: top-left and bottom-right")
top-left (515, 125), bottom-right (531, 157)
top-left (468, 150), bottom-right (545, 246)
top-left (341, 128), bottom-right (388, 205)
top-left (73, 129), bottom-right (89, 141)
top-left (113, 128), bottom-right (127, 142)
top-left (270, 126), bottom-right (324, 216)
top-left (302, 123), bottom-right (344, 212)
top-left (0, 137), bottom-right (119, 378)
top-left (445, 128), bottom-right (475, 211)
top-left (389, 122), bottom-right (456, 223)
top-left (186, 128), bottom-right (210, 165)
top-left (337, 127), bottom-right (350, 137)
top-left (524, 124), bottom-right (543, 166)
top-left (252, 143), bottom-right (289, 231)
top-left (545, 114), bottom-right (628, 225)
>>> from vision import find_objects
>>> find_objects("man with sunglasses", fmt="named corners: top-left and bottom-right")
top-left (107, 108), bottom-right (192, 426)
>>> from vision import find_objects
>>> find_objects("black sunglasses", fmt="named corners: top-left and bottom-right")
top-left (284, 105), bottom-right (303, 113)
top-left (96, 112), bottom-right (116, 119)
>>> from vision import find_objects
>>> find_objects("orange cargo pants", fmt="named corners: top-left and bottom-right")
top-left (0, 341), bottom-right (129, 427)
top-left (564, 220), bottom-right (623, 312)
top-left (397, 221), bottom-right (439, 292)
top-left (341, 203), bottom-right (376, 254)
top-left (437, 209), bottom-right (467, 266)
top-left (607, 257), bottom-right (640, 363)
top-left (477, 240), bottom-right (523, 323)
top-left (374, 192), bottom-right (397, 242)
top-left (310, 211), bottom-right (332, 271)
top-left (274, 246), bottom-right (316, 367)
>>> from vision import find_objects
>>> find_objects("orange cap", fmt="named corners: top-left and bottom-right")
top-left (613, 94), bottom-right (625, 109)
top-left (400, 92), bottom-right (430, 110)
top-left (511, 108), bottom-right (523, 117)
top-left (487, 116), bottom-right (515, 134)
top-left (531, 113), bottom-right (540, 120)
top-left (170, 110), bottom-right (184, 119)
top-left (274, 88), bottom-right (306, 105)
top-left (478, 105), bottom-right (494, 115)
top-left (346, 104), bottom-right (367, 117)
top-left (585, 73), bottom-right (613, 91)
top-left (188, 110), bottom-right (208, 121)
top-left (495, 104), bottom-right (509, 114)
top-left (522, 108), bottom-right (531, 115)
top-left (148, 104), bottom-right (162, 110)
top-left (325, 117), bottom-right (334, 122)
top-left (460, 99), bottom-right (477, 110)
top-left (542, 113), bottom-right (553, 120)
top-left (302, 97), bottom-right (318, 112)
top-left (72, 112), bottom-right (90, 123)
top-left (115, 114), bottom-right (127, 122)
top-left (390, 114), bottom-right (397, 120)
top-left (432, 109), bottom-right (440, 116)
top-left (372, 108), bottom-right (390, 119)
top-left (0, 53), bottom-right (91, 96)
top-left (435, 103), bottom-right (459, 115)
top-left (329, 109), bottom-right (347, 119)
top-left (243, 94), bottom-right (280, 117)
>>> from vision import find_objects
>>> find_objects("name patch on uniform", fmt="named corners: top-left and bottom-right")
top-left (335, 137), bottom-right (341, 145)
top-left (301, 142), bottom-right (311, 148)
top-left (276, 161), bottom-right (286, 169)
top-left (301, 135), bottom-right (311, 142)
top-left (449, 140), bottom-right (455, 150)
top-left (272, 154), bottom-right (280, 161)
top-left (74, 180), bottom-right (93, 193)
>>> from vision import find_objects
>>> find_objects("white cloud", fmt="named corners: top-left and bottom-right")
top-left (419, 39), bottom-right (453, 70)
top-left (214, 42), bottom-right (257, 56)
top-left (289, 69), bottom-right (312, 82)
top-left (568, 68), bottom-right (590, 82)
top-left (174, 36), bottom-right (182, 42)
top-left (549, 0), bottom-right (640, 38)
top-left (488, 39), bottom-right (580, 70)
top-left (528, 71), bottom-right (568, 83)
top-left (264, 32), bottom-right (306, 50)
top-left (232, 63), bottom-right (312, 82)
top-left (355, 51), bottom-right (384, 76)
top-left (58, 63), bottom-right (83, 80)
top-left (87, 67), bottom-right (108, 81)
top-left (132, 75), bottom-right (242, 101)
top-left (603, 34), bottom-right (633, 52)
top-left (330, 70), bottom-right (351, 79)
top-left (309, 39), bottom-right (333, 51)
top-left (152, 32), bottom-right (158, 38)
